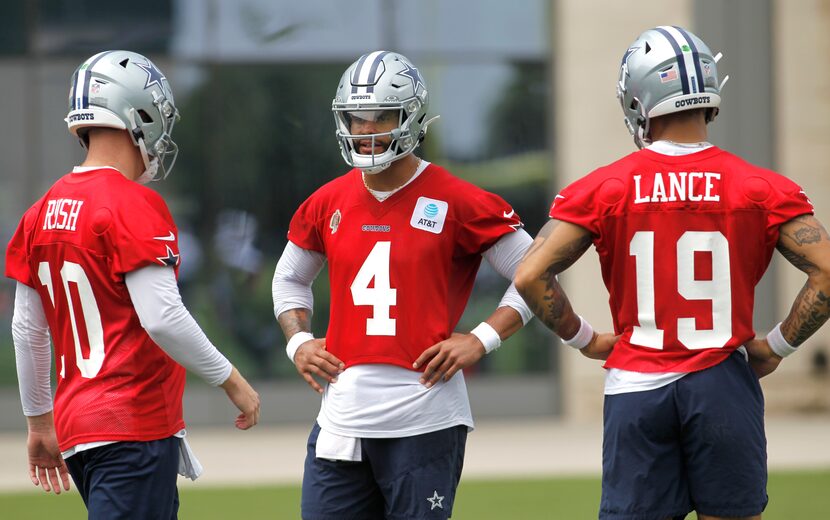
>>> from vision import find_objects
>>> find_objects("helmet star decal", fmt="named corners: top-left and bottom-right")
top-left (620, 46), bottom-right (639, 78)
top-left (135, 59), bottom-right (166, 90)
top-left (396, 62), bottom-right (425, 94)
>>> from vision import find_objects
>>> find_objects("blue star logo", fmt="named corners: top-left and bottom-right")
top-left (396, 62), bottom-right (425, 93)
top-left (156, 245), bottom-right (180, 267)
top-left (620, 47), bottom-right (639, 65)
top-left (620, 46), bottom-right (639, 77)
top-left (135, 59), bottom-right (166, 90)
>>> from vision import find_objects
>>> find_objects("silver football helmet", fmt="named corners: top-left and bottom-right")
top-left (617, 26), bottom-right (729, 148)
top-left (333, 51), bottom-right (439, 174)
top-left (65, 50), bottom-right (180, 181)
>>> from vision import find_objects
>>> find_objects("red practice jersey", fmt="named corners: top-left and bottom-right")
top-left (550, 146), bottom-right (814, 373)
top-left (5, 168), bottom-right (186, 451)
top-left (288, 164), bottom-right (522, 370)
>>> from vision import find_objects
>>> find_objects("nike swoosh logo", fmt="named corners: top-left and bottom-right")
top-left (153, 231), bottom-right (176, 241)
top-left (503, 209), bottom-right (515, 218)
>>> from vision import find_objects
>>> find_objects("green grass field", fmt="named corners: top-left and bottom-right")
top-left (0, 470), bottom-right (827, 519)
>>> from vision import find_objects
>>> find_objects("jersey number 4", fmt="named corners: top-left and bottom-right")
top-left (38, 261), bottom-right (105, 378)
top-left (629, 231), bottom-right (732, 350)
top-left (351, 241), bottom-right (397, 336)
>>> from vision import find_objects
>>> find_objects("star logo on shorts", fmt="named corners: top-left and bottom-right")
top-left (426, 490), bottom-right (444, 510)
top-left (157, 245), bottom-right (180, 267)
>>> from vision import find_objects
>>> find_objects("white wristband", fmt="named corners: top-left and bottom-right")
top-left (471, 322), bottom-right (502, 354)
top-left (286, 331), bottom-right (314, 364)
top-left (562, 316), bottom-right (594, 350)
top-left (766, 322), bottom-right (797, 358)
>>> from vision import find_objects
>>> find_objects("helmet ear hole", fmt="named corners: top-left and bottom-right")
top-left (137, 110), bottom-right (154, 123)
top-left (119, 58), bottom-right (129, 68)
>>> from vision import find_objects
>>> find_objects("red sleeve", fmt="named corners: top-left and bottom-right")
top-left (287, 195), bottom-right (326, 254)
top-left (109, 188), bottom-right (180, 275)
top-left (767, 175), bottom-right (814, 228)
top-left (549, 175), bottom-right (601, 235)
top-left (5, 203), bottom-right (43, 287)
top-left (455, 189), bottom-right (522, 256)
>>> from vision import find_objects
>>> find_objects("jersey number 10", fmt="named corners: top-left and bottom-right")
top-left (38, 261), bottom-right (105, 378)
top-left (629, 230), bottom-right (732, 350)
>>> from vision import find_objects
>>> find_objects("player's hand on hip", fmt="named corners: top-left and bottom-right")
top-left (26, 418), bottom-right (70, 494)
top-left (580, 332), bottom-right (619, 360)
top-left (745, 338), bottom-right (783, 378)
top-left (414, 332), bottom-right (485, 388)
top-left (220, 366), bottom-right (261, 430)
top-left (294, 338), bottom-right (344, 394)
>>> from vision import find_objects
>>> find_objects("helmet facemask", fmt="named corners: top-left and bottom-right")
top-left (334, 106), bottom-right (418, 174)
top-left (128, 91), bottom-right (180, 183)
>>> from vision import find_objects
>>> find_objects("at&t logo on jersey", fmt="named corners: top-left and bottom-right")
top-left (410, 197), bottom-right (448, 234)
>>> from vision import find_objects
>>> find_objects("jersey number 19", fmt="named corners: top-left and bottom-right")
top-left (629, 231), bottom-right (732, 350)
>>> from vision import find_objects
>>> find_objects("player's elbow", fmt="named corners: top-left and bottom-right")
top-left (808, 258), bottom-right (830, 292)
top-left (143, 321), bottom-right (171, 347)
top-left (140, 306), bottom-right (186, 346)
top-left (513, 263), bottom-right (537, 300)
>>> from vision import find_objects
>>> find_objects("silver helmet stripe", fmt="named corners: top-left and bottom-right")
top-left (672, 25), bottom-right (706, 93)
top-left (656, 26), bottom-right (700, 95)
top-left (74, 51), bottom-right (111, 109)
top-left (352, 50), bottom-right (388, 94)
top-left (363, 51), bottom-right (390, 93)
top-left (350, 53), bottom-right (372, 94)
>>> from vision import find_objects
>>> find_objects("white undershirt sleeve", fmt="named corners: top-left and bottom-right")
top-left (12, 282), bottom-right (54, 416)
top-left (272, 241), bottom-right (326, 319)
top-left (126, 265), bottom-right (232, 387)
top-left (482, 229), bottom-right (535, 325)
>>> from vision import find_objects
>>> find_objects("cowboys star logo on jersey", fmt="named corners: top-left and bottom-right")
top-left (156, 245), bottom-right (180, 266)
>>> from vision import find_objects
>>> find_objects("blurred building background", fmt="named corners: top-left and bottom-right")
top-left (0, 0), bottom-right (827, 429)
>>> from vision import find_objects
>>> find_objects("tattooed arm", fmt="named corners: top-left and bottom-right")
top-left (776, 214), bottom-right (830, 346)
top-left (273, 243), bottom-right (343, 393)
top-left (514, 219), bottom-right (617, 359)
top-left (746, 214), bottom-right (830, 377)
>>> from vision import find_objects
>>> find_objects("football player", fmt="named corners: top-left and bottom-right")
top-left (515, 26), bottom-right (830, 520)
top-left (6, 50), bottom-right (260, 518)
top-left (272, 51), bottom-right (534, 519)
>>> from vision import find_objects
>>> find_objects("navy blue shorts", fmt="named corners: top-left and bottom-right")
top-left (66, 436), bottom-right (180, 520)
top-left (600, 351), bottom-right (768, 520)
top-left (302, 423), bottom-right (467, 520)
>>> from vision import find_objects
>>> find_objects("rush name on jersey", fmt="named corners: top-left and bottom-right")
top-left (288, 163), bottom-right (522, 370)
top-left (550, 146), bottom-right (814, 373)
top-left (5, 168), bottom-right (186, 451)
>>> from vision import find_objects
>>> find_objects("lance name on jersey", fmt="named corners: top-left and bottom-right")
top-left (633, 171), bottom-right (721, 204)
